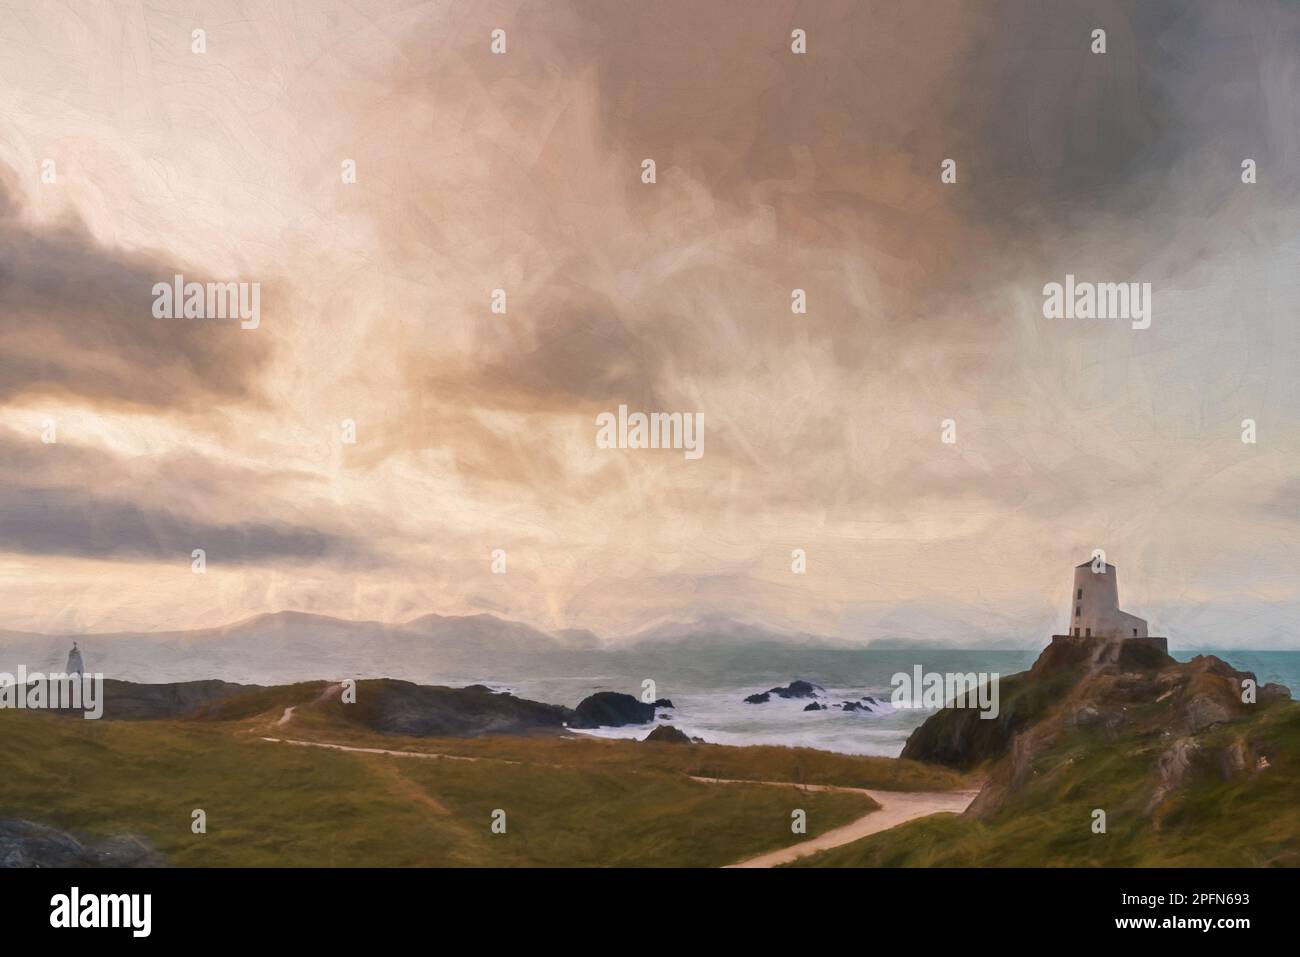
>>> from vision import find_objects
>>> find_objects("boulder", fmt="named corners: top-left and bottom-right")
top-left (744, 679), bottom-right (822, 703)
top-left (769, 680), bottom-right (822, 699)
top-left (570, 691), bottom-right (656, 728)
top-left (642, 724), bottom-right (692, 745)
top-left (0, 820), bottom-right (165, 868)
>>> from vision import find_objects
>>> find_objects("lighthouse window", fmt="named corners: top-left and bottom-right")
top-left (1076, 588), bottom-right (1082, 599)
top-left (1075, 606), bottom-right (1080, 617)
top-left (1086, 628), bottom-right (1091, 637)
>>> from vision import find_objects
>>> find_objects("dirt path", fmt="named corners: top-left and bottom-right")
top-left (259, 735), bottom-right (515, 764)
top-left (275, 683), bottom-right (344, 727)
top-left (714, 779), bottom-right (980, 868)
top-left (257, 737), bottom-right (978, 867)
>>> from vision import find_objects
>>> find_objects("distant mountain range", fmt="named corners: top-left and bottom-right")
top-left (0, 603), bottom-right (1293, 687)
top-left (0, 609), bottom-right (1024, 686)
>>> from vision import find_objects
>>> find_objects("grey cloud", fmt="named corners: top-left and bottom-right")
top-left (0, 484), bottom-right (367, 564)
top-left (0, 432), bottom-right (378, 565)
top-left (0, 165), bottom-right (272, 411)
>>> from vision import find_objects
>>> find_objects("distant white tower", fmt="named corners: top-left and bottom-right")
top-left (66, 642), bottom-right (84, 675)
top-left (1069, 559), bottom-right (1148, 639)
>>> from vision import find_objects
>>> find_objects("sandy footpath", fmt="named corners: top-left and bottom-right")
top-left (260, 720), bottom-right (977, 867)
top-left (697, 777), bottom-right (980, 867)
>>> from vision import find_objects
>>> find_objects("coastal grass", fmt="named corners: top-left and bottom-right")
top-left (791, 701), bottom-right (1300, 867)
top-left (0, 709), bottom-right (878, 867)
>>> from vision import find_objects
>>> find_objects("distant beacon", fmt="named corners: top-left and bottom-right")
top-left (66, 642), bottom-right (84, 675)
top-left (1068, 559), bottom-right (1148, 639)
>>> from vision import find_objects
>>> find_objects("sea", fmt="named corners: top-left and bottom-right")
top-left (473, 647), bottom-right (1300, 757)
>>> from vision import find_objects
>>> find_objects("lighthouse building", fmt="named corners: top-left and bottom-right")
top-left (1069, 560), bottom-right (1148, 639)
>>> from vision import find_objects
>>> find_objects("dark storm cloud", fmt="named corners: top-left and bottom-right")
top-left (534, 0), bottom-right (1300, 255)
top-left (0, 484), bottom-right (366, 564)
top-left (0, 165), bottom-right (272, 411)
top-left (943, 0), bottom-right (1300, 228)
top-left (0, 433), bottom-right (375, 564)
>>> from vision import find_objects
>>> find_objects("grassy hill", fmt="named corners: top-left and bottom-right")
top-left (0, 682), bottom-right (962, 867)
top-left (792, 638), bottom-right (1300, 867)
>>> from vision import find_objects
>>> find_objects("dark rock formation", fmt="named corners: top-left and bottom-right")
top-left (340, 680), bottom-right (574, 736)
top-left (569, 691), bottom-right (656, 728)
top-left (654, 698), bottom-right (675, 708)
top-left (803, 702), bottom-right (824, 711)
top-left (744, 679), bottom-right (822, 703)
top-left (642, 724), bottom-right (692, 744)
top-left (41, 677), bottom-right (623, 738)
top-left (50, 678), bottom-right (259, 720)
top-left (0, 820), bottom-right (166, 868)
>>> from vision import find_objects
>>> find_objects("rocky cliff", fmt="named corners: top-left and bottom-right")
top-left (902, 635), bottom-right (1292, 819)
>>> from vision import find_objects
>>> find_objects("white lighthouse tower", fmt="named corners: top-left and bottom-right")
top-left (1068, 557), bottom-right (1148, 639)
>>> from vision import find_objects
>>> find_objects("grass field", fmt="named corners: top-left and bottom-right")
top-left (0, 708), bottom-right (929, 867)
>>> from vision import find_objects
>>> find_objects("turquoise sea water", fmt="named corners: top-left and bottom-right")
top-left (488, 647), bottom-right (1300, 757)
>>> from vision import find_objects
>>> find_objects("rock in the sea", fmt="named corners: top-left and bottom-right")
top-left (654, 698), bottom-right (675, 708)
top-left (743, 679), bottom-right (822, 703)
top-left (642, 724), bottom-right (693, 744)
top-left (803, 702), bottom-right (824, 711)
top-left (570, 691), bottom-right (656, 728)
top-left (0, 820), bottom-right (166, 868)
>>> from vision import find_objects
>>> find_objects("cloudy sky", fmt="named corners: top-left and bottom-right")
top-left (1, 1), bottom-right (1297, 645)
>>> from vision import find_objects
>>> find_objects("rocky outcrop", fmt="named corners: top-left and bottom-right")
top-left (899, 668), bottom-right (1050, 770)
top-left (43, 676), bottom-right (664, 738)
top-left (569, 691), bottom-right (656, 728)
top-left (0, 820), bottom-right (166, 868)
top-left (337, 680), bottom-right (574, 736)
top-left (642, 724), bottom-right (693, 744)
top-left (744, 679), bottom-right (822, 703)
top-left (902, 634), bottom-right (1293, 818)
top-left (49, 678), bottom-right (260, 720)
